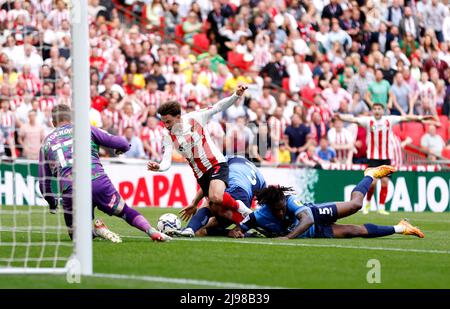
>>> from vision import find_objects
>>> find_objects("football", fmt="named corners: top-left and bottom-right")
top-left (157, 213), bottom-right (182, 236)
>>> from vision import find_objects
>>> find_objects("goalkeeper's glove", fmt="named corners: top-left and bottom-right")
top-left (45, 196), bottom-right (58, 214)
top-left (115, 145), bottom-right (131, 155)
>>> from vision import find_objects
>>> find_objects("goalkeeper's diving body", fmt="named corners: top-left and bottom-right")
top-left (38, 104), bottom-right (171, 242)
top-left (233, 165), bottom-right (425, 239)
top-left (147, 85), bottom-right (252, 230)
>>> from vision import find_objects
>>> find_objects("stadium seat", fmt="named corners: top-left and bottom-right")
top-left (282, 77), bottom-right (290, 93)
top-left (192, 33), bottom-right (210, 52)
top-left (402, 122), bottom-right (425, 147)
top-left (174, 24), bottom-right (184, 40)
top-left (437, 115), bottom-right (449, 141)
top-left (442, 147), bottom-right (450, 159)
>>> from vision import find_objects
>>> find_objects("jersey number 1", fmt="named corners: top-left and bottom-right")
top-left (51, 140), bottom-right (73, 168)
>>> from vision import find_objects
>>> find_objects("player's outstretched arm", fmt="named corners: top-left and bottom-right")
top-left (335, 113), bottom-right (359, 124)
top-left (148, 134), bottom-right (173, 172)
top-left (179, 188), bottom-right (204, 221)
top-left (91, 126), bottom-right (130, 153)
top-left (203, 85), bottom-right (248, 119)
top-left (400, 115), bottom-right (434, 123)
top-left (282, 210), bottom-right (314, 239)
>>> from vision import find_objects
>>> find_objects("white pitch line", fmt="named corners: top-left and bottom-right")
top-left (121, 235), bottom-right (450, 255)
top-left (3, 229), bottom-right (449, 254)
top-left (91, 272), bottom-right (285, 289)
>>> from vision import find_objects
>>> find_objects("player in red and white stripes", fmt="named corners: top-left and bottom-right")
top-left (338, 103), bottom-right (432, 215)
top-left (147, 85), bottom-right (251, 234)
top-left (141, 117), bottom-right (164, 162)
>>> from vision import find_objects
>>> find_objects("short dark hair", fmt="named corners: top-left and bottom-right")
top-left (157, 101), bottom-right (181, 116)
top-left (52, 104), bottom-right (72, 125)
top-left (255, 186), bottom-right (294, 208)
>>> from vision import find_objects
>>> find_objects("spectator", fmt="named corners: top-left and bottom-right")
top-left (277, 141), bottom-right (291, 164)
top-left (297, 144), bottom-right (324, 168)
top-left (420, 124), bottom-right (445, 158)
top-left (390, 72), bottom-right (413, 116)
top-left (321, 78), bottom-right (352, 112)
top-left (316, 137), bottom-right (336, 162)
top-left (260, 50), bottom-right (288, 88)
top-left (284, 113), bottom-right (310, 163)
top-left (18, 110), bottom-right (45, 160)
top-left (327, 117), bottom-right (355, 164)
top-left (123, 126), bottom-right (146, 159)
top-left (366, 69), bottom-right (391, 109)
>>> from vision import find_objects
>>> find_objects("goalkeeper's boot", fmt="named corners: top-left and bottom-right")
top-left (179, 227), bottom-right (195, 237)
top-left (148, 227), bottom-right (172, 242)
top-left (398, 219), bottom-right (425, 238)
top-left (93, 219), bottom-right (122, 243)
top-left (364, 165), bottom-right (396, 179)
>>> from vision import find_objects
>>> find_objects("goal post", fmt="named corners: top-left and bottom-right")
top-left (0, 0), bottom-right (92, 276)
top-left (71, 0), bottom-right (93, 276)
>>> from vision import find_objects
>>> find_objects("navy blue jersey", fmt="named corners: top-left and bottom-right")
top-left (240, 195), bottom-right (315, 238)
top-left (225, 156), bottom-right (266, 208)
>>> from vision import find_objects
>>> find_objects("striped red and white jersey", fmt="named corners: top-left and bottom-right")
top-left (47, 9), bottom-right (70, 29)
top-left (119, 113), bottom-right (141, 136)
top-left (141, 126), bottom-right (165, 160)
top-left (38, 97), bottom-right (56, 111)
top-left (9, 97), bottom-right (24, 111)
top-left (327, 127), bottom-right (354, 163)
top-left (19, 74), bottom-right (41, 95)
top-left (0, 110), bottom-right (15, 137)
top-left (356, 116), bottom-right (403, 160)
top-left (269, 116), bottom-right (288, 141)
top-left (307, 104), bottom-right (333, 124)
top-left (139, 90), bottom-right (163, 108)
top-left (162, 90), bottom-right (186, 108)
top-left (102, 109), bottom-right (121, 131)
top-left (391, 133), bottom-right (403, 167)
top-left (159, 94), bottom-right (240, 179)
top-left (163, 72), bottom-right (186, 96)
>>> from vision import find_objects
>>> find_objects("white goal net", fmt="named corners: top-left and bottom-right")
top-left (0, 0), bottom-right (91, 275)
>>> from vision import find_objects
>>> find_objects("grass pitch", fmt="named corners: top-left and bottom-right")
top-left (0, 206), bottom-right (449, 288)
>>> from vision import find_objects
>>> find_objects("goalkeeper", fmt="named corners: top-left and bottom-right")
top-left (38, 104), bottom-right (171, 242)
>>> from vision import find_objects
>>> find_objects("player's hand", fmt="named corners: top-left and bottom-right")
top-left (147, 161), bottom-right (160, 171)
top-left (228, 228), bottom-right (244, 238)
top-left (277, 236), bottom-right (289, 240)
top-left (235, 85), bottom-right (248, 97)
top-left (179, 204), bottom-right (197, 221)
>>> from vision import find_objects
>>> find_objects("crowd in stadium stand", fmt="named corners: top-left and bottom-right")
top-left (0, 0), bottom-right (450, 166)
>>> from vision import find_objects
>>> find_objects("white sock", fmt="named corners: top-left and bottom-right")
top-left (378, 204), bottom-right (386, 211)
top-left (394, 225), bottom-right (405, 233)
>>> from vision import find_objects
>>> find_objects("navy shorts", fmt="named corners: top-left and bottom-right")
top-left (198, 163), bottom-right (229, 196)
top-left (309, 202), bottom-right (338, 238)
top-left (226, 186), bottom-right (251, 208)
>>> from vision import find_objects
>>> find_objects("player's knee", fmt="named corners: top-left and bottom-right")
top-left (381, 177), bottom-right (389, 186)
top-left (209, 192), bottom-right (223, 205)
top-left (350, 200), bottom-right (363, 212)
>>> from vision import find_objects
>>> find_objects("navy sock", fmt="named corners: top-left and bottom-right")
top-left (187, 207), bottom-right (212, 232)
top-left (364, 223), bottom-right (395, 238)
top-left (352, 176), bottom-right (374, 196)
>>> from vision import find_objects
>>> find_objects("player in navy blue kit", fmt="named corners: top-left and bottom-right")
top-left (179, 156), bottom-right (266, 237)
top-left (234, 165), bottom-right (425, 239)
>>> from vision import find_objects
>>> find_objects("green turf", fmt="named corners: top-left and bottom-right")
top-left (0, 206), bottom-right (449, 288)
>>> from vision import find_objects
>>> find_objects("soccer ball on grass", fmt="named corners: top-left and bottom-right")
top-left (157, 213), bottom-right (182, 236)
